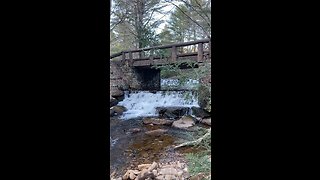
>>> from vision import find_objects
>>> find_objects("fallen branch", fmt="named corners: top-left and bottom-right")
top-left (174, 128), bottom-right (211, 149)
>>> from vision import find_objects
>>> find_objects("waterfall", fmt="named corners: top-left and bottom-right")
top-left (117, 90), bottom-right (199, 120)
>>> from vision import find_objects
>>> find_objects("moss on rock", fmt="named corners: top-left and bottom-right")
top-left (198, 85), bottom-right (211, 113)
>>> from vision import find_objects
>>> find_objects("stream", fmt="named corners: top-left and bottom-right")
top-left (110, 79), bottom-right (207, 177)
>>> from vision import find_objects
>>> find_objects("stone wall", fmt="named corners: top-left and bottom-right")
top-left (110, 60), bottom-right (125, 97)
top-left (198, 62), bottom-right (212, 113)
top-left (110, 59), bottom-right (161, 99)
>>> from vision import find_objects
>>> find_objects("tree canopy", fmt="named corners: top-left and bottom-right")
top-left (110, 0), bottom-right (211, 55)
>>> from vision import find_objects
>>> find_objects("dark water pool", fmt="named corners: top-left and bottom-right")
top-left (109, 116), bottom-right (208, 177)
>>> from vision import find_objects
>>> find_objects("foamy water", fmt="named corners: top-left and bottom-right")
top-left (117, 91), bottom-right (199, 120)
top-left (161, 78), bottom-right (199, 89)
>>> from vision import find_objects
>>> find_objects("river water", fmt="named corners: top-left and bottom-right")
top-left (110, 79), bottom-right (202, 176)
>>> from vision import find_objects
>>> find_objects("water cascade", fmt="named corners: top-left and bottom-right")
top-left (118, 90), bottom-right (199, 120)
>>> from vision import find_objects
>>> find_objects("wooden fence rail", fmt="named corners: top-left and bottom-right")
top-left (110, 38), bottom-right (211, 66)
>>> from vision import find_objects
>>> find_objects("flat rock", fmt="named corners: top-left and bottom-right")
top-left (130, 170), bottom-right (140, 175)
top-left (201, 118), bottom-right (211, 126)
top-left (138, 164), bottom-right (152, 171)
top-left (155, 175), bottom-right (165, 180)
top-left (159, 167), bottom-right (178, 175)
top-left (129, 172), bottom-right (136, 180)
top-left (172, 116), bottom-right (195, 129)
top-left (152, 170), bottom-right (158, 176)
top-left (147, 162), bottom-right (158, 171)
top-left (164, 175), bottom-right (177, 180)
top-left (111, 105), bottom-right (127, 115)
top-left (128, 128), bottom-right (141, 133)
top-left (191, 106), bottom-right (211, 118)
top-left (111, 88), bottom-right (124, 97)
top-left (145, 129), bottom-right (168, 136)
top-left (137, 169), bottom-right (154, 180)
top-left (156, 174), bottom-right (177, 180)
top-left (143, 118), bottom-right (173, 125)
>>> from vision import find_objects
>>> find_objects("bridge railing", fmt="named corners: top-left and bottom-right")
top-left (110, 38), bottom-right (211, 66)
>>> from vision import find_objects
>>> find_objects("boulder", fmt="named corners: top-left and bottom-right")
top-left (201, 118), bottom-right (211, 126)
top-left (159, 167), bottom-right (178, 175)
top-left (110, 87), bottom-right (124, 97)
top-left (110, 96), bottom-right (118, 107)
top-left (142, 118), bottom-right (173, 125)
top-left (152, 170), bottom-right (158, 176)
top-left (129, 172), bottom-right (136, 180)
top-left (137, 168), bottom-right (154, 180)
top-left (110, 108), bottom-right (115, 116)
top-left (198, 85), bottom-right (211, 113)
top-left (111, 105), bottom-right (127, 115)
top-left (128, 128), bottom-right (141, 133)
top-left (156, 107), bottom-right (189, 119)
top-left (138, 164), bottom-right (152, 171)
top-left (172, 116), bottom-right (195, 129)
top-left (122, 170), bottom-right (140, 180)
top-left (114, 95), bottom-right (124, 102)
top-left (147, 162), bottom-right (158, 171)
top-left (191, 107), bottom-right (211, 118)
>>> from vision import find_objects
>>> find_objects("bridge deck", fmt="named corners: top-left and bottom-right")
top-left (110, 38), bottom-right (211, 67)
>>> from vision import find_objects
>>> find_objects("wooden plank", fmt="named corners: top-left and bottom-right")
top-left (110, 38), bottom-right (211, 59)
top-left (178, 52), bottom-right (198, 57)
top-left (122, 38), bottom-right (210, 53)
top-left (133, 60), bottom-right (152, 67)
top-left (131, 52), bottom-right (207, 61)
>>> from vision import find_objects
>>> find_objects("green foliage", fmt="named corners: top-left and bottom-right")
top-left (186, 152), bottom-right (211, 177)
top-left (184, 127), bottom-right (211, 178)
top-left (110, 0), bottom-right (211, 56)
top-left (183, 91), bottom-right (194, 101)
top-left (110, 0), bottom-right (166, 53)
top-left (160, 0), bottom-right (211, 43)
top-left (152, 60), bottom-right (211, 90)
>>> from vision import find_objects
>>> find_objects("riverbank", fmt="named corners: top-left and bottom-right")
top-left (110, 113), bottom-right (211, 179)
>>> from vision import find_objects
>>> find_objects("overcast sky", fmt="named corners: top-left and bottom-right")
top-left (154, 3), bottom-right (174, 34)
top-left (154, 1), bottom-right (183, 34)
top-left (111, 0), bottom-right (183, 34)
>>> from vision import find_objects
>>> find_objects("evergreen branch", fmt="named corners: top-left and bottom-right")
top-left (164, 0), bottom-right (210, 38)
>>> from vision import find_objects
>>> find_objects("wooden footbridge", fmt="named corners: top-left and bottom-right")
top-left (110, 38), bottom-right (211, 67)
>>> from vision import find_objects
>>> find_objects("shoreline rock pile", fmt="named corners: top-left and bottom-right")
top-left (111, 161), bottom-right (190, 180)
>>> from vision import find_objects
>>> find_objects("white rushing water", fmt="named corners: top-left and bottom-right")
top-left (118, 91), bottom-right (199, 120)
top-left (161, 79), bottom-right (199, 89)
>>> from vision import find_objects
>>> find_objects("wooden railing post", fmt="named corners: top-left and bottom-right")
top-left (122, 52), bottom-right (125, 61)
top-left (197, 42), bottom-right (203, 62)
top-left (150, 48), bottom-right (154, 66)
top-left (129, 51), bottom-right (133, 66)
top-left (172, 46), bottom-right (177, 62)
top-left (150, 48), bottom-right (154, 61)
